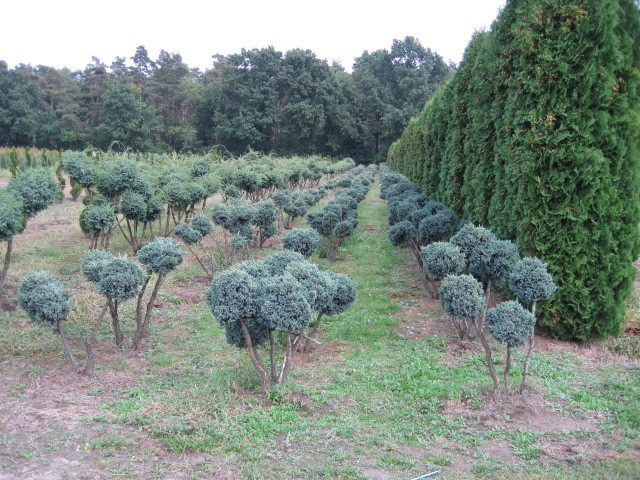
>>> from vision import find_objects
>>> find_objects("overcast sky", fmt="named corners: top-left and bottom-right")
top-left (3, 0), bottom-right (506, 72)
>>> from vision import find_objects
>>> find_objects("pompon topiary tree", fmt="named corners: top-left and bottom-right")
top-left (64, 152), bottom-right (97, 203)
top-left (8, 168), bottom-right (60, 218)
top-left (283, 195), bottom-right (309, 229)
top-left (81, 250), bottom-right (114, 374)
top-left (487, 301), bottom-right (536, 390)
top-left (0, 189), bottom-right (25, 291)
top-left (272, 190), bottom-right (290, 230)
top-left (93, 256), bottom-right (145, 347)
top-left (18, 271), bottom-right (76, 368)
top-left (308, 204), bottom-right (343, 260)
top-left (84, 205), bottom-right (117, 250)
top-left (417, 208), bottom-right (458, 246)
top-left (119, 191), bottom-right (149, 252)
top-left (132, 237), bottom-right (183, 349)
top-left (475, 239), bottom-right (520, 329)
top-left (206, 255), bottom-right (355, 392)
top-left (263, 250), bottom-right (306, 275)
top-left (440, 274), bottom-right (500, 390)
top-left (1, 169), bottom-right (58, 291)
top-left (252, 200), bottom-right (278, 248)
top-left (509, 257), bottom-right (557, 392)
top-left (174, 204), bottom-right (248, 279)
top-left (282, 228), bottom-right (320, 258)
top-left (259, 274), bottom-right (313, 384)
top-left (439, 274), bottom-right (485, 344)
top-left (206, 267), bottom-right (269, 390)
top-left (302, 270), bottom-right (356, 352)
top-left (481, 240), bottom-right (520, 293)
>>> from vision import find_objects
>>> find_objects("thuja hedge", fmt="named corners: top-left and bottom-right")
top-left (388, 0), bottom-right (640, 340)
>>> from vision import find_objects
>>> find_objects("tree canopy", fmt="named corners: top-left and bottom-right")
top-left (0, 38), bottom-right (451, 160)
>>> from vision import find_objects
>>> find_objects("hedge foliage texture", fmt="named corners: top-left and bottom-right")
top-left (388, 0), bottom-right (640, 339)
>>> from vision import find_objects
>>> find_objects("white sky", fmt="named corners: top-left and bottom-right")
top-left (3, 0), bottom-right (506, 72)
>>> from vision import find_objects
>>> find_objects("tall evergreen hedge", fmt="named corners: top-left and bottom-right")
top-left (388, 0), bottom-right (640, 340)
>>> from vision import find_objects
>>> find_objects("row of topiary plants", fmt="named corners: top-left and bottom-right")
top-left (65, 152), bottom-right (357, 254)
top-left (307, 165), bottom-right (376, 259)
top-left (381, 166), bottom-right (556, 393)
top-left (12, 156), bottom-right (363, 391)
top-left (17, 237), bottom-right (183, 375)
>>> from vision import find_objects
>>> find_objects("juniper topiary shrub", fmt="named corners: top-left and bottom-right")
top-left (253, 200), bottom-right (277, 248)
top-left (388, 220), bottom-right (433, 291)
top-left (450, 224), bottom-right (497, 271)
top-left (487, 300), bottom-right (536, 390)
top-left (190, 157), bottom-right (212, 178)
top-left (282, 228), bottom-right (320, 258)
top-left (132, 237), bottom-right (183, 349)
top-left (83, 205), bottom-right (117, 250)
top-left (483, 240), bottom-right (520, 285)
top-left (191, 214), bottom-right (212, 237)
top-left (509, 257), bottom-right (557, 392)
top-left (510, 257), bottom-right (557, 306)
top-left (18, 271), bottom-right (77, 368)
top-left (96, 159), bottom-right (138, 200)
top-left (282, 195), bottom-right (308, 229)
top-left (263, 250), bottom-right (306, 276)
top-left (87, 255), bottom-right (145, 347)
top-left (418, 208), bottom-right (458, 245)
top-left (174, 223), bottom-right (203, 245)
top-left (439, 274), bottom-right (499, 388)
top-left (81, 250), bottom-right (114, 283)
top-left (206, 254), bottom-right (356, 392)
top-left (64, 152), bottom-right (97, 201)
top-left (439, 274), bottom-right (485, 340)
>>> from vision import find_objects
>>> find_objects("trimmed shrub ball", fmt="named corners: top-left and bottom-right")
top-left (96, 257), bottom-right (145, 302)
top-left (258, 274), bottom-right (312, 333)
top-left (263, 250), bottom-right (306, 275)
top-left (120, 191), bottom-right (148, 222)
top-left (450, 223), bottom-right (497, 265)
top-left (0, 189), bottom-right (25, 242)
top-left (18, 271), bottom-right (71, 325)
top-left (509, 257), bottom-right (557, 304)
top-left (487, 301), bottom-right (536, 348)
top-left (84, 205), bottom-right (116, 233)
top-left (418, 208), bottom-right (457, 245)
top-left (81, 250), bottom-right (115, 283)
top-left (8, 168), bottom-right (59, 218)
top-left (321, 271), bottom-right (356, 316)
top-left (421, 242), bottom-right (465, 279)
top-left (173, 223), bottom-right (203, 245)
top-left (439, 274), bottom-right (485, 320)
top-left (206, 267), bottom-right (260, 325)
top-left (138, 237), bottom-right (184, 275)
top-left (388, 220), bottom-right (417, 246)
top-left (483, 239), bottom-right (520, 282)
top-left (282, 228), bottom-right (320, 258)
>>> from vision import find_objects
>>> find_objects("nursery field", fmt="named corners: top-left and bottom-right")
top-left (0, 172), bottom-right (639, 480)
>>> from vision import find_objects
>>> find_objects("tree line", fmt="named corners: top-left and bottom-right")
top-left (0, 37), bottom-right (452, 161)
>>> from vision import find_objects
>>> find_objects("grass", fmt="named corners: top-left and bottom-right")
top-left (0, 179), bottom-right (639, 479)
